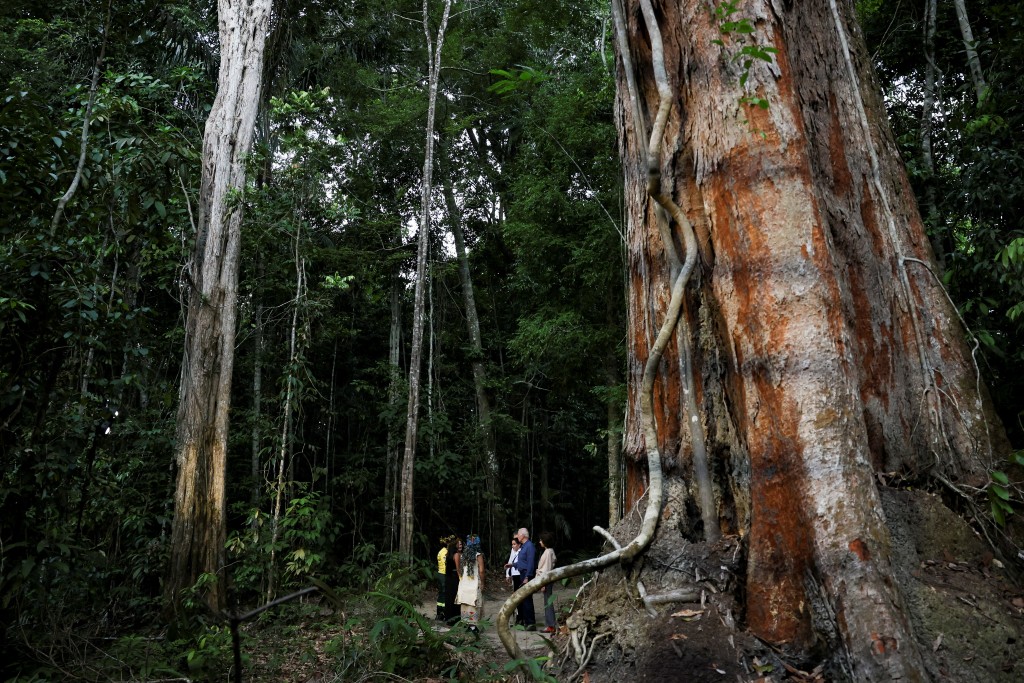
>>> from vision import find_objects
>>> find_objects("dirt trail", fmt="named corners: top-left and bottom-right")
top-left (420, 578), bottom-right (577, 660)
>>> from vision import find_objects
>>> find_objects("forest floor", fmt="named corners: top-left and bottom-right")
top-left (417, 578), bottom-right (579, 664)
top-left (237, 491), bottom-right (1024, 682)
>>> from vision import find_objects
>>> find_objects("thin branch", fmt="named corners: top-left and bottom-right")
top-left (532, 122), bottom-right (624, 243)
top-left (51, 0), bottom-right (112, 233)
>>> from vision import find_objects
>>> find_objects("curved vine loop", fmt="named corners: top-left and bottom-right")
top-left (496, 0), bottom-right (709, 662)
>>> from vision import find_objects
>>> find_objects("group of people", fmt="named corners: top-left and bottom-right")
top-left (504, 528), bottom-right (557, 633)
top-left (434, 527), bottom-right (558, 634)
top-left (435, 533), bottom-right (486, 632)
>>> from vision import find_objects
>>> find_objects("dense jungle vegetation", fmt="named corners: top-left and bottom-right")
top-left (1, 0), bottom-right (1022, 680)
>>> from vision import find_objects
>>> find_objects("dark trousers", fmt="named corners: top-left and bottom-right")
top-left (543, 583), bottom-right (556, 628)
top-left (519, 579), bottom-right (537, 626)
top-left (436, 572), bottom-right (446, 619)
top-left (510, 574), bottom-right (523, 623)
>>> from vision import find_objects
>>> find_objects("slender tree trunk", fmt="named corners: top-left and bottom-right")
top-left (164, 0), bottom-right (273, 618)
top-left (384, 272), bottom-right (402, 552)
top-left (251, 294), bottom-right (264, 506)
top-left (267, 226), bottom-right (304, 603)
top-left (51, 0), bottom-right (110, 234)
top-left (952, 0), bottom-right (988, 103)
top-left (398, 0), bottom-right (453, 559)
top-left (605, 352), bottom-right (622, 528)
top-left (442, 173), bottom-right (507, 549)
top-left (613, 0), bottom-right (1005, 678)
top-left (920, 0), bottom-right (943, 268)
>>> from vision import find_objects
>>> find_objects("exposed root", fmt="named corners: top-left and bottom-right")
top-left (567, 632), bottom-right (613, 683)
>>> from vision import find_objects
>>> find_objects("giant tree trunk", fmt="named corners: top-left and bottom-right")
top-left (614, 0), bottom-right (1003, 678)
top-left (164, 0), bottom-right (273, 617)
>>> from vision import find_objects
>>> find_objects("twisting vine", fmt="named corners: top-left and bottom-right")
top-left (637, 0), bottom-right (719, 545)
top-left (496, 0), bottom-right (715, 664)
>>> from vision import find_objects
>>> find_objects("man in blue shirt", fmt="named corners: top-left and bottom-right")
top-left (511, 527), bottom-right (538, 629)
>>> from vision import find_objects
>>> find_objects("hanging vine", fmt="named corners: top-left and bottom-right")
top-left (497, 0), bottom-right (716, 661)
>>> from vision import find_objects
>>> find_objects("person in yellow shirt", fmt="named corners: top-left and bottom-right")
top-left (436, 535), bottom-right (454, 620)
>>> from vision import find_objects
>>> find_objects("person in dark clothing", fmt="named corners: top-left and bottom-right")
top-left (509, 527), bottom-right (537, 629)
top-left (444, 537), bottom-right (462, 624)
top-left (436, 534), bottom-right (455, 620)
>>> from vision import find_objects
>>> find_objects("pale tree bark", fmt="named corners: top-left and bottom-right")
top-left (608, 0), bottom-right (1004, 679)
top-left (266, 224), bottom-right (305, 603)
top-left (399, 0), bottom-right (453, 559)
top-left (952, 0), bottom-right (988, 103)
top-left (384, 272), bottom-right (402, 552)
top-left (441, 172), bottom-right (507, 549)
top-left (164, 0), bottom-right (273, 617)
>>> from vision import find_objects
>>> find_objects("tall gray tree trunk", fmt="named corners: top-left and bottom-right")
top-left (442, 173), bottom-right (506, 549)
top-left (384, 273), bottom-right (402, 552)
top-left (164, 0), bottom-right (273, 618)
top-left (399, 0), bottom-right (453, 559)
top-left (952, 0), bottom-right (988, 103)
top-left (266, 224), bottom-right (305, 603)
top-left (920, 0), bottom-right (943, 268)
top-left (250, 294), bottom-right (264, 507)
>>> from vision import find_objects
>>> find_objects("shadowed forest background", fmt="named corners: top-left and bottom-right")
top-left (1, 0), bottom-right (1023, 681)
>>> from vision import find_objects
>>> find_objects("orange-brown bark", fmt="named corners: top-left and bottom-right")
top-left (615, 0), bottom-right (1005, 678)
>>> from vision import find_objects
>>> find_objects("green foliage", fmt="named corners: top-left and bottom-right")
top-left (181, 624), bottom-right (236, 677)
top-left (487, 65), bottom-right (549, 96)
top-left (988, 451), bottom-right (1024, 526)
top-left (281, 492), bottom-right (334, 580)
top-left (711, 0), bottom-right (778, 111)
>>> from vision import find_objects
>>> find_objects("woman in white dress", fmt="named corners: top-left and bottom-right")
top-left (455, 534), bottom-right (485, 633)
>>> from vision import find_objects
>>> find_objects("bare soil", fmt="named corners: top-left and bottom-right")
top-left (536, 488), bottom-right (1024, 683)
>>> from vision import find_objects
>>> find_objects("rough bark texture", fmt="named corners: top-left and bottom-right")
top-left (165, 0), bottom-right (273, 617)
top-left (614, 0), bottom-right (1005, 678)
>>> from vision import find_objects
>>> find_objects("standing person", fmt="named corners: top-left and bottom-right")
top-left (444, 537), bottom-right (462, 624)
top-left (505, 536), bottom-right (522, 625)
top-left (537, 531), bottom-right (558, 632)
top-left (456, 534), bottom-right (486, 633)
top-left (435, 535), bottom-right (453, 620)
top-left (509, 527), bottom-right (537, 630)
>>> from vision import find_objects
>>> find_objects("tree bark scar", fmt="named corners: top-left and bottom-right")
top-left (744, 374), bottom-right (814, 649)
top-left (871, 632), bottom-right (899, 655)
top-left (848, 537), bottom-right (871, 562)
